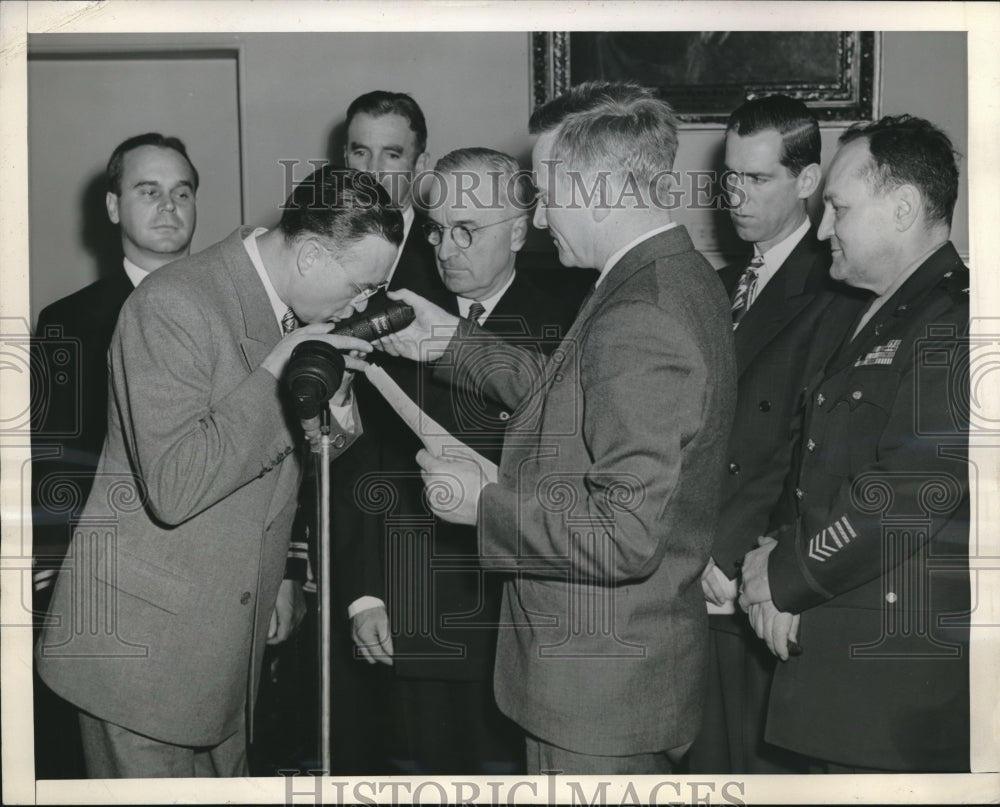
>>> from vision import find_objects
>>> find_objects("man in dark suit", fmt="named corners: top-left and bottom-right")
top-left (32, 133), bottom-right (199, 603)
top-left (342, 147), bottom-right (581, 774)
top-left (36, 167), bottom-right (397, 778)
top-left (740, 115), bottom-right (969, 772)
top-left (30, 133), bottom-right (199, 779)
top-left (379, 81), bottom-right (737, 774)
top-left (688, 95), bottom-right (866, 774)
top-left (290, 91), bottom-right (440, 774)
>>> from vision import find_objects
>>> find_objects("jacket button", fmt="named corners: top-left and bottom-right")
top-left (759, 400), bottom-right (771, 412)
top-left (852, 390), bottom-right (863, 401)
top-left (728, 462), bottom-right (740, 475)
top-left (807, 439), bottom-right (816, 452)
top-left (499, 411), bottom-right (510, 421)
top-left (554, 373), bottom-right (563, 382)
top-left (795, 487), bottom-right (805, 499)
top-left (885, 592), bottom-right (897, 604)
top-left (332, 434), bottom-right (347, 449)
top-left (552, 350), bottom-right (565, 364)
top-left (816, 392), bottom-right (825, 406)
top-left (240, 591), bottom-right (252, 605)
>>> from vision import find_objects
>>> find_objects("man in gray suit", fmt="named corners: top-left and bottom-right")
top-left (378, 81), bottom-right (737, 774)
top-left (36, 167), bottom-right (401, 778)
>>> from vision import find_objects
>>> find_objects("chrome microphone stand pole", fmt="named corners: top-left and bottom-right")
top-left (315, 408), bottom-right (332, 774)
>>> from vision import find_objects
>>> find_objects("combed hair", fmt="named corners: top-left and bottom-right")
top-left (840, 114), bottom-right (960, 227)
top-left (434, 147), bottom-right (534, 212)
top-left (278, 165), bottom-right (404, 253)
top-left (346, 90), bottom-right (427, 154)
top-left (106, 133), bottom-right (199, 195)
top-left (528, 81), bottom-right (679, 183)
top-left (726, 94), bottom-right (820, 177)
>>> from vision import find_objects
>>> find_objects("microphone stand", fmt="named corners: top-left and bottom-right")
top-left (315, 407), bottom-right (333, 774)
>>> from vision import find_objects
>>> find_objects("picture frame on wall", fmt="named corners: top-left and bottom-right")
top-left (530, 31), bottom-right (881, 125)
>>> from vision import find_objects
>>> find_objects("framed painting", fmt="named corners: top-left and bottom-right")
top-left (531, 31), bottom-right (880, 125)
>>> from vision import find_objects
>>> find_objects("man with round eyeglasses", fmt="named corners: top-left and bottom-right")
top-left (342, 147), bottom-right (582, 774)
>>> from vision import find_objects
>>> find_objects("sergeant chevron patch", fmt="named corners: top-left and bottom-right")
top-left (855, 339), bottom-right (901, 367)
top-left (808, 514), bottom-right (858, 561)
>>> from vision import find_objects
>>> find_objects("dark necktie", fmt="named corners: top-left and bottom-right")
top-left (467, 302), bottom-right (486, 324)
top-left (281, 307), bottom-right (298, 335)
top-left (731, 254), bottom-right (764, 329)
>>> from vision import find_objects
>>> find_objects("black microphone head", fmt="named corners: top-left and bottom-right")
top-left (286, 340), bottom-right (346, 419)
top-left (329, 300), bottom-right (415, 341)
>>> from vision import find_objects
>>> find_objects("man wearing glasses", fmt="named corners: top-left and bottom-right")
top-left (338, 148), bottom-right (581, 774)
top-left (36, 167), bottom-right (400, 778)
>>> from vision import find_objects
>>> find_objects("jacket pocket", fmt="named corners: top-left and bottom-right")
top-left (94, 549), bottom-right (193, 615)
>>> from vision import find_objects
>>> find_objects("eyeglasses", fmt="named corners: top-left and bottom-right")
top-left (423, 215), bottom-right (522, 250)
top-left (316, 242), bottom-right (389, 302)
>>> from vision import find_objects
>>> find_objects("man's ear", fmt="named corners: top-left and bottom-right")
top-left (414, 151), bottom-right (430, 175)
top-left (509, 215), bottom-right (528, 252)
top-left (795, 163), bottom-right (821, 200)
top-left (296, 238), bottom-right (325, 277)
top-left (893, 183), bottom-right (921, 232)
top-left (106, 192), bottom-right (120, 224)
top-left (591, 174), bottom-right (612, 223)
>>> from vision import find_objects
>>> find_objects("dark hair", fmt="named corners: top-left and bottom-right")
top-left (726, 94), bottom-right (820, 177)
top-left (278, 165), bottom-right (404, 253)
top-left (528, 80), bottom-right (679, 182)
top-left (839, 114), bottom-right (960, 228)
top-left (345, 91), bottom-right (427, 154)
top-left (106, 133), bottom-right (199, 195)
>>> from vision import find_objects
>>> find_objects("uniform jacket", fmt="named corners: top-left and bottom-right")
top-left (711, 228), bottom-right (868, 634)
top-left (439, 225), bottom-right (737, 755)
top-left (36, 227), bottom-right (358, 746)
top-left (765, 241), bottom-right (970, 771)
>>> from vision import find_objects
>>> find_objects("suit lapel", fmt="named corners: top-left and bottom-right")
top-left (733, 229), bottom-right (829, 374)
top-left (220, 227), bottom-right (281, 373)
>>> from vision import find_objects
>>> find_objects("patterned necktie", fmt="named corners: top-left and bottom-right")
top-left (467, 302), bottom-right (486, 324)
top-left (731, 254), bottom-right (764, 329)
top-left (281, 307), bottom-right (298, 335)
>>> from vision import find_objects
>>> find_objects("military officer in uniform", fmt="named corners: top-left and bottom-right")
top-left (739, 114), bottom-right (970, 772)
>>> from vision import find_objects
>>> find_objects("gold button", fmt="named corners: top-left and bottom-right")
top-left (852, 390), bottom-right (863, 401)
top-left (795, 488), bottom-right (804, 499)
top-left (885, 592), bottom-right (897, 604)
top-left (499, 411), bottom-right (510, 421)
top-left (807, 439), bottom-right (816, 452)
top-left (332, 434), bottom-right (347, 449)
top-left (817, 393), bottom-right (825, 406)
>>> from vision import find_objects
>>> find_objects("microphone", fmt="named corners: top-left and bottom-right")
top-left (286, 341), bottom-right (346, 449)
top-left (329, 299), bottom-right (415, 341)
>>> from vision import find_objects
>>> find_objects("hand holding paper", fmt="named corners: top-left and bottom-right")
top-left (416, 447), bottom-right (496, 525)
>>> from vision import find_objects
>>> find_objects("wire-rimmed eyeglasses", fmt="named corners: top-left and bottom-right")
top-left (422, 215), bottom-right (522, 249)
top-left (316, 241), bottom-right (389, 302)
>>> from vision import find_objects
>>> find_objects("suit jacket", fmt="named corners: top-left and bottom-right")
top-left (341, 270), bottom-right (581, 681)
top-left (765, 242), bottom-right (970, 771)
top-left (31, 270), bottom-right (134, 578)
top-left (438, 225), bottom-right (737, 755)
top-left (36, 227), bottom-right (358, 747)
top-left (711, 228), bottom-right (868, 623)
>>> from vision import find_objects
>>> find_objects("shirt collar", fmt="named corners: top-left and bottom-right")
top-left (752, 217), bottom-right (811, 291)
top-left (386, 205), bottom-right (416, 285)
top-left (456, 269), bottom-right (516, 322)
top-left (122, 257), bottom-right (151, 289)
top-left (243, 227), bottom-right (288, 328)
top-left (597, 221), bottom-right (679, 286)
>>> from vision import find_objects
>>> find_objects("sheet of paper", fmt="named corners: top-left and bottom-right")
top-left (363, 363), bottom-right (499, 480)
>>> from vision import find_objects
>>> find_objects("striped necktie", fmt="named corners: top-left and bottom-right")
top-left (467, 302), bottom-right (486, 324)
top-left (281, 307), bottom-right (298, 335)
top-left (731, 254), bottom-right (764, 329)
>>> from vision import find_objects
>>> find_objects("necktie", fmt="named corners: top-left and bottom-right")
top-left (281, 307), bottom-right (298, 335)
top-left (731, 254), bottom-right (764, 329)
top-left (467, 302), bottom-right (486, 324)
